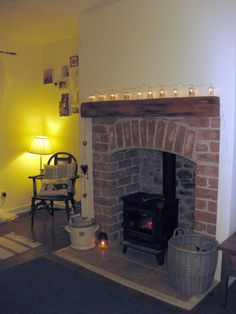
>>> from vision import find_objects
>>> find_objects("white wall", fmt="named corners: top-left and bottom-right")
top-left (79, 0), bottom-right (236, 241)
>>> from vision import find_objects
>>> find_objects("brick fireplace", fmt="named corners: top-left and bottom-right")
top-left (81, 96), bottom-right (220, 240)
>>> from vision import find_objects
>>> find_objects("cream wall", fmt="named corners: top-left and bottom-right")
top-left (79, 0), bottom-right (236, 241)
top-left (0, 36), bottom-right (80, 213)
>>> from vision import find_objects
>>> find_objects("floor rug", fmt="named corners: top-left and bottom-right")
top-left (0, 257), bottom-right (233, 314)
top-left (0, 232), bottom-right (41, 260)
top-left (54, 244), bottom-right (217, 311)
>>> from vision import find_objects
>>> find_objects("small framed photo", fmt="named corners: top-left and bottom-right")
top-left (43, 68), bottom-right (54, 84)
top-left (72, 106), bottom-right (80, 114)
top-left (58, 79), bottom-right (68, 89)
top-left (61, 65), bottom-right (69, 78)
top-left (70, 55), bottom-right (79, 67)
top-left (59, 93), bottom-right (71, 116)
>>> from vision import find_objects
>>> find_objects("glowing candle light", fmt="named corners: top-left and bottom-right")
top-left (99, 94), bottom-right (106, 101)
top-left (124, 92), bottom-right (131, 100)
top-left (147, 90), bottom-right (154, 99)
top-left (98, 232), bottom-right (108, 250)
top-left (89, 95), bottom-right (96, 102)
top-left (173, 88), bottom-right (178, 97)
top-left (159, 88), bottom-right (165, 98)
top-left (188, 86), bottom-right (195, 96)
top-left (110, 92), bottom-right (116, 100)
top-left (137, 91), bottom-right (143, 99)
top-left (208, 86), bottom-right (214, 96)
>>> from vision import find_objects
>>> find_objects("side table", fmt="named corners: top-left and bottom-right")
top-left (219, 232), bottom-right (236, 307)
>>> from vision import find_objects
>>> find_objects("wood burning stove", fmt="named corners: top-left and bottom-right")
top-left (122, 192), bottom-right (178, 265)
top-left (121, 152), bottom-right (178, 265)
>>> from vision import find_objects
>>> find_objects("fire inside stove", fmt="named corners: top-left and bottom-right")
top-left (142, 218), bottom-right (153, 230)
top-left (122, 192), bottom-right (178, 251)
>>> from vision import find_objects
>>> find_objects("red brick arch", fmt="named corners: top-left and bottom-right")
top-left (92, 116), bottom-right (220, 238)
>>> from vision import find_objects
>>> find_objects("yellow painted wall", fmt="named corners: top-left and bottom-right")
top-left (42, 37), bottom-right (80, 199)
top-left (0, 37), bottom-right (80, 213)
top-left (0, 39), bottom-right (44, 211)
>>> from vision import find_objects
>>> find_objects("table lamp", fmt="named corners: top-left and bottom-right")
top-left (29, 136), bottom-right (52, 173)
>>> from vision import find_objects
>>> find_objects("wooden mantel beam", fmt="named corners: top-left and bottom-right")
top-left (80, 96), bottom-right (219, 118)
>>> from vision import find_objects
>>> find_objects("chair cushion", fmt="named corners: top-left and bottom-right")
top-left (38, 178), bottom-right (70, 196)
top-left (44, 163), bottom-right (76, 179)
top-left (38, 163), bottom-right (76, 197)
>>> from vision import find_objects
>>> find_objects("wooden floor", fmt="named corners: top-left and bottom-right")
top-left (2, 210), bottom-right (236, 312)
top-left (0, 210), bottom-right (71, 272)
top-left (0, 209), bottom-right (203, 311)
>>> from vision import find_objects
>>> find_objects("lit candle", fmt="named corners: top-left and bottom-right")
top-left (89, 95), bottom-right (96, 102)
top-left (98, 232), bottom-right (108, 250)
top-left (110, 92), bottom-right (116, 100)
top-left (188, 86), bottom-right (195, 96)
top-left (147, 90), bottom-right (154, 99)
top-left (159, 88), bottom-right (165, 98)
top-left (124, 92), bottom-right (131, 100)
top-left (137, 91), bottom-right (143, 99)
top-left (99, 94), bottom-right (106, 101)
top-left (173, 88), bottom-right (178, 97)
top-left (99, 240), bottom-right (107, 249)
top-left (208, 86), bottom-right (214, 96)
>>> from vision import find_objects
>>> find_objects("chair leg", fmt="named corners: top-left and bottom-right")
top-left (220, 253), bottom-right (229, 307)
top-left (50, 200), bottom-right (54, 216)
top-left (30, 198), bottom-right (36, 229)
top-left (65, 200), bottom-right (71, 220)
top-left (71, 198), bottom-right (76, 215)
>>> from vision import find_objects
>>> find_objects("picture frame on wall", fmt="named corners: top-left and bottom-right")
top-left (59, 93), bottom-right (70, 116)
top-left (70, 55), bottom-right (79, 67)
top-left (58, 79), bottom-right (68, 89)
top-left (72, 106), bottom-right (80, 114)
top-left (61, 65), bottom-right (69, 78)
top-left (43, 68), bottom-right (54, 84)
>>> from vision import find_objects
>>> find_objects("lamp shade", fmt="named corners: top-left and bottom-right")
top-left (29, 136), bottom-right (52, 155)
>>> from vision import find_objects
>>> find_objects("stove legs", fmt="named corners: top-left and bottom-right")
top-left (122, 241), bottom-right (166, 266)
top-left (156, 251), bottom-right (166, 266)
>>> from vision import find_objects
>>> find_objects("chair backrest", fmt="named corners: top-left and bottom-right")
top-left (47, 152), bottom-right (78, 176)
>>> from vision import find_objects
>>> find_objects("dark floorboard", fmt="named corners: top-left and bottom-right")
top-left (0, 210), bottom-right (71, 271)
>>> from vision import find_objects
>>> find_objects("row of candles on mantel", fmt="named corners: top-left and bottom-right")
top-left (88, 85), bottom-right (215, 102)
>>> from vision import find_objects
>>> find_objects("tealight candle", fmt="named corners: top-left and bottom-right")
top-left (98, 94), bottom-right (106, 101)
top-left (173, 88), bottom-right (178, 97)
top-left (98, 232), bottom-right (108, 250)
top-left (188, 87), bottom-right (195, 96)
top-left (137, 91), bottom-right (143, 99)
top-left (159, 89), bottom-right (165, 97)
top-left (124, 92), bottom-right (131, 100)
top-left (110, 93), bottom-right (116, 100)
top-left (208, 86), bottom-right (214, 96)
top-left (89, 95), bottom-right (96, 102)
top-left (147, 90), bottom-right (154, 99)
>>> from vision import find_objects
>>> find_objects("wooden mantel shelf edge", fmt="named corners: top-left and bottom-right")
top-left (80, 96), bottom-right (220, 118)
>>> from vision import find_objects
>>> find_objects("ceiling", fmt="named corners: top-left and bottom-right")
top-left (0, 0), bottom-right (123, 45)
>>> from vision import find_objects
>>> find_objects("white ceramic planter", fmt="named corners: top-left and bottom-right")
top-left (65, 222), bottom-right (100, 250)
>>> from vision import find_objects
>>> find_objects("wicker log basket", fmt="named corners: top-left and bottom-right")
top-left (167, 228), bottom-right (218, 296)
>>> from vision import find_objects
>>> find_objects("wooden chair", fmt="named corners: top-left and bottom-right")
top-left (28, 152), bottom-right (79, 228)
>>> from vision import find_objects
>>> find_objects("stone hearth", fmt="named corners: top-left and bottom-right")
top-left (81, 97), bottom-right (220, 240)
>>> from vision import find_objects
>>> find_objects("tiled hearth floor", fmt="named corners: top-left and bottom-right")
top-left (0, 211), bottom-right (216, 311)
top-left (55, 240), bottom-right (217, 310)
